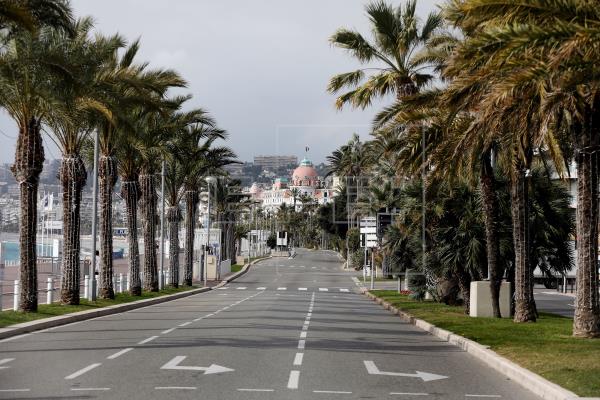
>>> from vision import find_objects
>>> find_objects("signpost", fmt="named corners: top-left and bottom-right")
top-left (360, 217), bottom-right (378, 289)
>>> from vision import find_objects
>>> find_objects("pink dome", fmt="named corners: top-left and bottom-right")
top-left (292, 166), bottom-right (318, 180)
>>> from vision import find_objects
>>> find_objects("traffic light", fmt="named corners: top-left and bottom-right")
top-left (377, 213), bottom-right (394, 238)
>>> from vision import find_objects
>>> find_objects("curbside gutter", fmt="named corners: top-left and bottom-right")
top-left (361, 289), bottom-right (599, 400)
top-left (0, 256), bottom-right (272, 341)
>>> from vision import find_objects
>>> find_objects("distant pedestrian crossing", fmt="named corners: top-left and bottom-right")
top-left (216, 286), bottom-right (353, 293)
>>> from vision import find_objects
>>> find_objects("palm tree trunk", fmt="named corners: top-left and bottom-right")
top-left (139, 172), bottom-right (158, 291)
top-left (456, 265), bottom-right (471, 314)
top-left (59, 155), bottom-right (86, 305)
top-left (511, 168), bottom-right (536, 322)
top-left (121, 179), bottom-right (141, 295)
top-left (167, 206), bottom-right (181, 287)
top-left (98, 156), bottom-right (117, 299)
top-left (573, 113), bottom-right (600, 337)
top-left (11, 118), bottom-right (44, 311)
top-left (481, 149), bottom-right (503, 317)
top-left (184, 190), bottom-right (198, 286)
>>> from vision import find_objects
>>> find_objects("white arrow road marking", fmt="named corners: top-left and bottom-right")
top-left (0, 358), bottom-right (15, 369)
top-left (160, 356), bottom-right (234, 375)
top-left (364, 361), bottom-right (448, 382)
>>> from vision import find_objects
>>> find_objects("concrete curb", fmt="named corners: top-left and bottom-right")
top-left (361, 289), bottom-right (597, 400)
top-left (0, 257), bottom-right (273, 341)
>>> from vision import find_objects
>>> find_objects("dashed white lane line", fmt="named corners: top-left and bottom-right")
top-left (390, 393), bottom-right (429, 396)
top-left (107, 348), bottom-right (133, 360)
top-left (237, 388), bottom-right (275, 392)
top-left (237, 287), bottom-right (247, 290)
top-left (0, 389), bottom-right (30, 392)
top-left (162, 327), bottom-right (176, 334)
top-left (300, 331), bottom-right (308, 338)
top-left (339, 288), bottom-right (350, 292)
top-left (138, 336), bottom-right (158, 345)
top-left (298, 287), bottom-right (307, 291)
top-left (178, 322), bottom-right (192, 327)
top-left (71, 388), bottom-right (111, 391)
top-left (465, 396), bottom-right (501, 398)
top-left (0, 358), bottom-right (15, 368)
top-left (302, 325), bottom-right (308, 331)
top-left (65, 363), bottom-right (102, 380)
top-left (298, 339), bottom-right (306, 349)
top-left (277, 287), bottom-right (287, 291)
top-left (293, 353), bottom-right (304, 366)
top-left (257, 287), bottom-right (266, 290)
top-left (287, 370), bottom-right (300, 389)
top-left (319, 288), bottom-right (328, 292)
top-left (155, 386), bottom-right (197, 390)
top-left (314, 390), bottom-right (353, 394)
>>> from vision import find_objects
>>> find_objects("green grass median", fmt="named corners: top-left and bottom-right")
top-left (371, 290), bottom-right (600, 398)
top-left (0, 286), bottom-right (198, 328)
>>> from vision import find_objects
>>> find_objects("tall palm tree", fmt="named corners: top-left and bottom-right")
top-left (0, 6), bottom-right (73, 311)
top-left (95, 41), bottom-right (186, 299)
top-left (444, 0), bottom-right (600, 336)
top-left (328, 0), bottom-right (443, 108)
top-left (45, 18), bottom-right (126, 304)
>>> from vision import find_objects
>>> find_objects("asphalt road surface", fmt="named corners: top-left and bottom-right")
top-left (0, 249), bottom-right (541, 399)
top-left (533, 289), bottom-right (575, 318)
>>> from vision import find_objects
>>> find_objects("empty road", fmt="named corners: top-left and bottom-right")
top-left (0, 249), bottom-right (540, 399)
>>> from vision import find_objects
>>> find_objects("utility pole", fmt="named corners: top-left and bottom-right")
top-left (89, 130), bottom-right (99, 301)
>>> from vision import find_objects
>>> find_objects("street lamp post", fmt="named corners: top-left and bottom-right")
top-left (159, 160), bottom-right (165, 289)
top-left (89, 130), bottom-right (99, 301)
top-left (204, 176), bottom-right (216, 284)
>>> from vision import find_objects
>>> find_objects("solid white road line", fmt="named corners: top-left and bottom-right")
top-left (155, 386), bottom-right (197, 390)
top-left (237, 388), bottom-right (275, 392)
top-left (390, 393), bottom-right (429, 396)
top-left (65, 363), bottom-right (102, 380)
top-left (465, 396), bottom-right (501, 398)
top-left (71, 388), bottom-right (111, 391)
top-left (298, 340), bottom-right (306, 349)
top-left (107, 348), bottom-right (133, 360)
top-left (319, 288), bottom-right (328, 291)
top-left (162, 327), bottom-right (176, 334)
top-left (138, 335), bottom-right (158, 345)
top-left (293, 352), bottom-right (304, 366)
top-left (178, 322), bottom-right (192, 327)
top-left (287, 370), bottom-right (300, 389)
top-left (314, 390), bottom-right (353, 394)
top-left (0, 389), bottom-right (30, 392)
top-left (300, 331), bottom-right (308, 338)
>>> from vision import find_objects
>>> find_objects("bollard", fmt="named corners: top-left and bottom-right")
top-left (84, 275), bottom-right (89, 299)
top-left (397, 276), bottom-right (401, 294)
top-left (126, 273), bottom-right (130, 291)
top-left (13, 280), bottom-right (19, 311)
top-left (119, 273), bottom-right (124, 293)
top-left (47, 277), bottom-right (53, 305)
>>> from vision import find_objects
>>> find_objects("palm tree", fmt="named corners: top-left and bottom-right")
top-left (0, 0), bottom-right (73, 35)
top-left (94, 40), bottom-right (186, 299)
top-left (45, 18), bottom-right (126, 304)
top-left (0, 7), bottom-right (73, 311)
top-left (444, 0), bottom-right (600, 336)
top-left (328, 0), bottom-right (443, 108)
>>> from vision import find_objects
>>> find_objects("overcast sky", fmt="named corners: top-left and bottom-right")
top-left (0, 0), bottom-right (441, 165)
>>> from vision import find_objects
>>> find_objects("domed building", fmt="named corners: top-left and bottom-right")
top-left (251, 155), bottom-right (336, 213)
top-left (292, 158), bottom-right (320, 187)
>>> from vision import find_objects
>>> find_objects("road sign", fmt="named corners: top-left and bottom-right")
top-left (360, 217), bottom-right (378, 248)
top-left (161, 356), bottom-right (234, 375)
top-left (363, 360), bottom-right (448, 382)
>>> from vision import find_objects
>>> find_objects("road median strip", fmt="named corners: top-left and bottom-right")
top-left (362, 289), bottom-right (600, 400)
